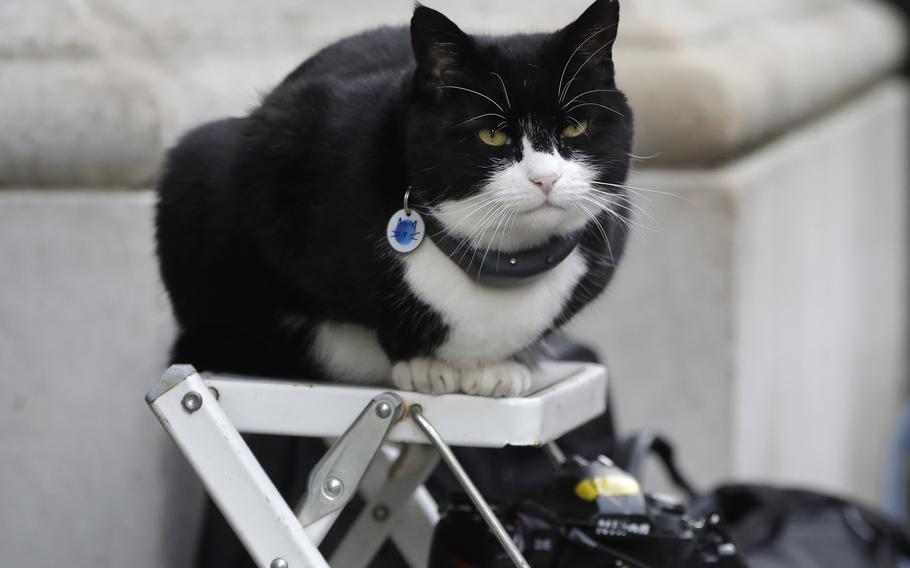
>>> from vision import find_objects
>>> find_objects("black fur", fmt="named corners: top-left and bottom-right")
top-left (157, 1), bottom-right (632, 376)
top-left (156, 3), bottom-right (632, 565)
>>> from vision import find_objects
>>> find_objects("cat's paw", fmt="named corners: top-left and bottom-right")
top-left (391, 358), bottom-right (461, 395)
top-left (460, 362), bottom-right (532, 398)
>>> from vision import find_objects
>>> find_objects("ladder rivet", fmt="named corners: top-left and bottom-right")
top-left (323, 477), bottom-right (344, 499)
top-left (372, 504), bottom-right (390, 521)
top-left (376, 401), bottom-right (393, 419)
top-left (181, 392), bottom-right (202, 413)
top-left (270, 558), bottom-right (288, 568)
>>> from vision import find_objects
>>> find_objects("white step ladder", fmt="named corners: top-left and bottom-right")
top-left (145, 362), bottom-right (608, 568)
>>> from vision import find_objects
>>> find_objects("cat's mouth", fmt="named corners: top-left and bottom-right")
top-left (430, 193), bottom-right (588, 253)
top-left (527, 202), bottom-right (564, 213)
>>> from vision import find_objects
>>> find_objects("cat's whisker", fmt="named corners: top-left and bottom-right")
top-left (445, 200), bottom-right (505, 258)
top-left (580, 191), bottom-right (635, 216)
top-left (437, 85), bottom-right (505, 113)
top-left (455, 203), bottom-right (508, 265)
top-left (627, 151), bottom-right (662, 161)
top-left (565, 101), bottom-right (624, 118)
top-left (441, 190), bottom-right (498, 206)
top-left (469, 202), bottom-right (510, 248)
top-left (430, 209), bottom-right (493, 250)
top-left (590, 181), bottom-right (686, 200)
top-left (473, 212), bottom-right (502, 268)
top-left (561, 88), bottom-right (619, 109)
top-left (559, 32), bottom-right (616, 103)
top-left (461, 204), bottom-right (501, 256)
top-left (556, 26), bottom-right (609, 103)
top-left (587, 185), bottom-right (651, 207)
top-left (588, 185), bottom-right (651, 203)
top-left (584, 191), bottom-right (634, 208)
top-left (588, 185), bottom-right (653, 203)
top-left (496, 208), bottom-right (518, 267)
top-left (476, 203), bottom-right (512, 271)
top-left (566, 116), bottom-right (591, 140)
top-left (431, 195), bottom-right (497, 230)
top-left (574, 201), bottom-right (615, 265)
top-left (577, 195), bottom-right (633, 231)
top-left (490, 72), bottom-right (512, 111)
top-left (453, 113), bottom-right (507, 128)
top-left (577, 192), bottom-right (644, 230)
top-left (428, 192), bottom-right (501, 218)
top-left (584, 193), bottom-right (659, 231)
top-left (590, 180), bottom-right (668, 194)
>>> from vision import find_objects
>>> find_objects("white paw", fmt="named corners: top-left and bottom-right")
top-left (460, 361), bottom-right (531, 398)
top-left (391, 358), bottom-right (461, 395)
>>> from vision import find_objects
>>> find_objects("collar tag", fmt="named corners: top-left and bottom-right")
top-left (386, 209), bottom-right (424, 253)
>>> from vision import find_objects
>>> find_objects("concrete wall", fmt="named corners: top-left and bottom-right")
top-left (570, 81), bottom-right (909, 503)
top-left (0, 81), bottom-right (905, 568)
top-left (0, 192), bottom-right (200, 568)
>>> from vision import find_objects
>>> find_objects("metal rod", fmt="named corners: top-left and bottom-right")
top-left (409, 405), bottom-right (531, 568)
top-left (543, 441), bottom-right (566, 466)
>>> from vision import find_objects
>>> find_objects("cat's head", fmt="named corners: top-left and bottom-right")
top-left (405, 0), bottom-right (633, 252)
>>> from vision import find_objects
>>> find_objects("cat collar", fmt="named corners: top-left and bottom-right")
top-left (421, 213), bottom-right (583, 288)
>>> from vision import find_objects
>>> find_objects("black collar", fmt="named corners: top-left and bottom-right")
top-left (422, 213), bottom-right (583, 288)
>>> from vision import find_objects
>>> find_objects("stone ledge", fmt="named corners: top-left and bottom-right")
top-left (617, 1), bottom-right (907, 166)
top-left (0, 0), bottom-right (903, 186)
top-left (0, 61), bottom-right (162, 187)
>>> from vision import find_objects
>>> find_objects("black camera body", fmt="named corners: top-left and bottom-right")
top-left (430, 456), bottom-right (745, 568)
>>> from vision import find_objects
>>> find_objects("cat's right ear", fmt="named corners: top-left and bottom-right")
top-left (410, 5), bottom-right (475, 92)
top-left (555, 0), bottom-right (620, 76)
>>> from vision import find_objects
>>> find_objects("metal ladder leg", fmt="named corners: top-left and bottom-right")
top-left (330, 444), bottom-right (440, 568)
top-left (146, 366), bottom-right (329, 568)
top-left (410, 405), bottom-right (531, 568)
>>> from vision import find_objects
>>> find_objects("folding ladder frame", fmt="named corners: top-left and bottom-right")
top-left (146, 362), bottom-right (608, 568)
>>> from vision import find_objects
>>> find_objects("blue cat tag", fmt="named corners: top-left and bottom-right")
top-left (386, 209), bottom-right (424, 253)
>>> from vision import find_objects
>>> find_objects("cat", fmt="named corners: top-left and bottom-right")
top-left (156, 0), bottom-right (632, 399)
top-left (156, 2), bottom-right (633, 565)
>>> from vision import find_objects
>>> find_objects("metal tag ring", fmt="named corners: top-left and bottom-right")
top-left (403, 187), bottom-right (412, 217)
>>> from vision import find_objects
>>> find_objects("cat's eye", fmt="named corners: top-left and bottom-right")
top-left (478, 129), bottom-right (510, 147)
top-left (562, 119), bottom-right (589, 138)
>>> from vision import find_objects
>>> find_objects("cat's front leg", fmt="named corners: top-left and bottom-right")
top-left (460, 361), bottom-right (531, 397)
top-left (391, 357), bottom-right (462, 395)
top-left (392, 358), bottom-right (531, 398)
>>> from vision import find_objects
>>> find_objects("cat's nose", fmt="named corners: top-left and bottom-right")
top-left (530, 173), bottom-right (560, 195)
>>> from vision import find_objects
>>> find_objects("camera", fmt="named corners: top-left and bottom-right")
top-left (429, 455), bottom-right (745, 567)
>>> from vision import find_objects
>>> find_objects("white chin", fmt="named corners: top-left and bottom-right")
top-left (524, 205), bottom-right (587, 232)
top-left (470, 206), bottom-right (587, 252)
top-left (433, 199), bottom-right (590, 253)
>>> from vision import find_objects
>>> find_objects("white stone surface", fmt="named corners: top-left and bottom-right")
top-left (0, 192), bottom-right (198, 568)
top-left (0, 61), bottom-right (162, 187)
top-left (0, 81), bottom-right (905, 567)
top-left (0, 0), bottom-right (903, 184)
top-left (0, 0), bottom-right (907, 564)
top-left (570, 80), bottom-right (909, 503)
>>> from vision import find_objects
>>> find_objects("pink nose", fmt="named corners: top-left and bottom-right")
top-left (530, 174), bottom-right (560, 195)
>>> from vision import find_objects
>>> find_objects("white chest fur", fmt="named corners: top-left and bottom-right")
top-left (401, 240), bottom-right (588, 365)
top-left (312, 322), bottom-right (391, 384)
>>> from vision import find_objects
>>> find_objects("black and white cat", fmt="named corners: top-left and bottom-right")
top-left (156, 0), bottom-right (633, 399)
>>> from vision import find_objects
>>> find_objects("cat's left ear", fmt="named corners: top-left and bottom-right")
top-left (410, 5), bottom-right (476, 91)
top-left (555, 0), bottom-right (620, 77)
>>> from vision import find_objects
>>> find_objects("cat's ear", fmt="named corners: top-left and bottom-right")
top-left (555, 0), bottom-right (620, 75)
top-left (410, 4), bottom-right (475, 90)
